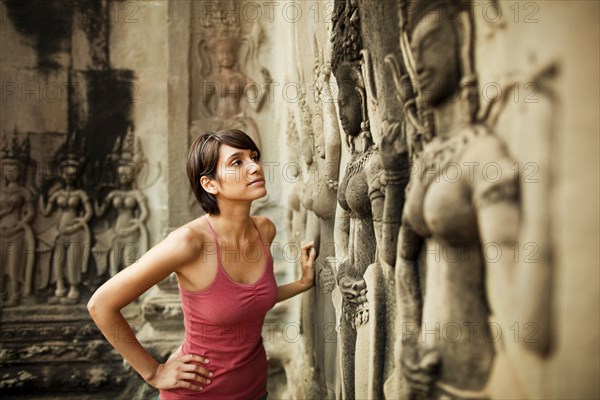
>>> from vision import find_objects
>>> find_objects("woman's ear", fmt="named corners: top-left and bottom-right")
top-left (200, 176), bottom-right (218, 195)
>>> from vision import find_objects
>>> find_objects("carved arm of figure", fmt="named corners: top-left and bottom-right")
top-left (39, 190), bottom-right (59, 217)
top-left (334, 207), bottom-right (366, 328)
top-left (469, 136), bottom-right (550, 355)
top-left (379, 120), bottom-right (410, 267)
top-left (321, 65), bottom-right (342, 191)
top-left (0, 202), bottom-right (13, 218)
top-left (4, 195), bottom-right (35, 237)
top-left (244, 68), bottom-right (272, 114)
top-left (95, 191), bottom-right (117, 217)
top-left (200, 79), bottom-right (217, 118)
top-left (395, 222), bottom-right (437, 398)
top-left (316, 65), bottom-right (343, 294)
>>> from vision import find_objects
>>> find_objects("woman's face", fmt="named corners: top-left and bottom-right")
top-left (411, 12), bottom-right (461, 107)
top-left (205, 144), bottom-right (266, 202)
top-left (337, 80), bottom-right (362, 137)
top-left (2, 163), bottom-right (20, 183)
top-left (214, 41), bottom-right (238, 69)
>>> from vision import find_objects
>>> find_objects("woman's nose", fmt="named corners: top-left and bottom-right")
top-left (246, 161), bottom-right (261, 177)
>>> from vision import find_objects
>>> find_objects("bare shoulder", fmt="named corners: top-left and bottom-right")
top-left (170, 218), bottom-right (212, 253)
top-left (164, 219), bottom-right (212, 263)
top-left (252, 215), bottom-right (276, 243)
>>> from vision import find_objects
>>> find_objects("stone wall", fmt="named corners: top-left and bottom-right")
top-left (1, 0), bottom-right (598, 399)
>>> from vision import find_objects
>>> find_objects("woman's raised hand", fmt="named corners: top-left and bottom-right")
top-left (147, 353), bottom-right (213, 392)
top-left (300, 241), bottom-right (317, 288)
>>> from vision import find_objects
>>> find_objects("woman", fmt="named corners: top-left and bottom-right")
top-left (88, 129), bottom-right (316, 400)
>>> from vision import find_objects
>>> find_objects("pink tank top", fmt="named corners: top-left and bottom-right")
top-left (160, 215), bottom-right (277, 400)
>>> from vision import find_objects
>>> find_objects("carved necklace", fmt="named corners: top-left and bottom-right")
top-left (345, 145), bottom-right (376, 178)
top-left (420, 126), bottom-right (481, 185)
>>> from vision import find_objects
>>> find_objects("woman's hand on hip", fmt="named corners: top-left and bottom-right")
top-left (147, 353), bottom-right (213, 392)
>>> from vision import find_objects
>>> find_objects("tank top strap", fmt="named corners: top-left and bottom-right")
top-left (250, 217), bottom-right (272, 264)
top-left (204, 215), bottom-right (222, 261)
top-left (249, 217), bottom-right (265, 247)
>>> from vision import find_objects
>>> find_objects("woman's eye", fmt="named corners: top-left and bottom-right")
top-left (232, 160), bottom-right (241, 167)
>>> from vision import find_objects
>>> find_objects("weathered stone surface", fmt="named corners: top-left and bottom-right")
top-left (0, 0), bottom-right (598, 399)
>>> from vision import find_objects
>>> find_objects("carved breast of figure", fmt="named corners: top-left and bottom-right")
top-left (3, 191), bottom-right (25, 209)
top-left (405, 127), bottom-right (484, 246)
top-left (302, 182), bottom-right (315, 212)
top-left (312, 179), bottom-right (338, 220)
top-left (338, 149), bottom-right (375, 219)
top-left (67, 195), bottom-right (81, 209)
top-left (56, 192), bottom-right (82, 209)
top-left (113, 194), bottom-right (137, 210)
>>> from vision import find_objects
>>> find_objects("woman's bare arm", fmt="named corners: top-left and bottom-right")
top-left (87, 226), bottom-right (212, 391)
top-left (255, 217), bottom-right (316, 302)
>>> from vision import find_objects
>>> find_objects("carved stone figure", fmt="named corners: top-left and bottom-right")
top-left (0, 133), bottom-right (36, 307)
top-left (307, 49), bottom-right (342, 399)
top-left (191, 9), bottom-right (271, 148)
top-left (331, 1), bottom-right (388, 397)
top-left (93, 128), bottom-right (149, 277)
top-left (38, 135), bottom-right (92, 305)
top-left (385, 1), bottom-right (540, 398)
top-left (285, 114), bottom-right (307, 282)
top-left (295, 78), bottom-right (323, 398)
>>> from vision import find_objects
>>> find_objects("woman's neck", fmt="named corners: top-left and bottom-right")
top-left (434, 92), bottom-right (470, 139)
top-left (208, 201), bottom-right (254, 242)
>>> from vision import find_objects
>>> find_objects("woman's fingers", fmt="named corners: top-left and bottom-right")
top-left (301, 241), bottom-right (316, 263)
top-left (180, 354), bottom-right (209, 365)
top-left (181, 360), bottom-right (214, 379)
top-left (177, 379), bottom-right (203, 391)
top-left (180, 372), bottom-right (211, 385)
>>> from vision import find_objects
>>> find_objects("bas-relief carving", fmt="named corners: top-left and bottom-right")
top-left (299, 1), bottom-right (556, 398)
top-left (0, 133), bottom-right (36, 307)
top-left (305, 40), bottom-right (342, 399)
top-left (379, 1), bottom-right (555, 398)
top-left (93, 127), bottom-right (149, 278)
top-left (285, 112), bottom-right (307, 282)
top-left (330, 1), bottom-right (392, 398)
top-left (0, 129), bottom-right (151, 307)
top-left (38, 133), bottom-right (93, 305)
top-left (188, 7), bottom-right (272, 215)
top-left (190, 8), bottom-right (271, 148)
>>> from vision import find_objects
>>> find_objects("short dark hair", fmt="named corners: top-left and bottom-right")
top-left (187, 129), bottom-right (260, 215)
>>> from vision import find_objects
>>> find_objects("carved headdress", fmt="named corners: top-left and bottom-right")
top-left (199, 4), bottom-right (242, 52)
top-left (57, 132), bottom-right (86, 169)
top-left (1, 130), bottom-right (30, 168)
top-left (111, 126), bottom-right (143, 171)
top-left (331, 0), bottom-right (371, 148)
